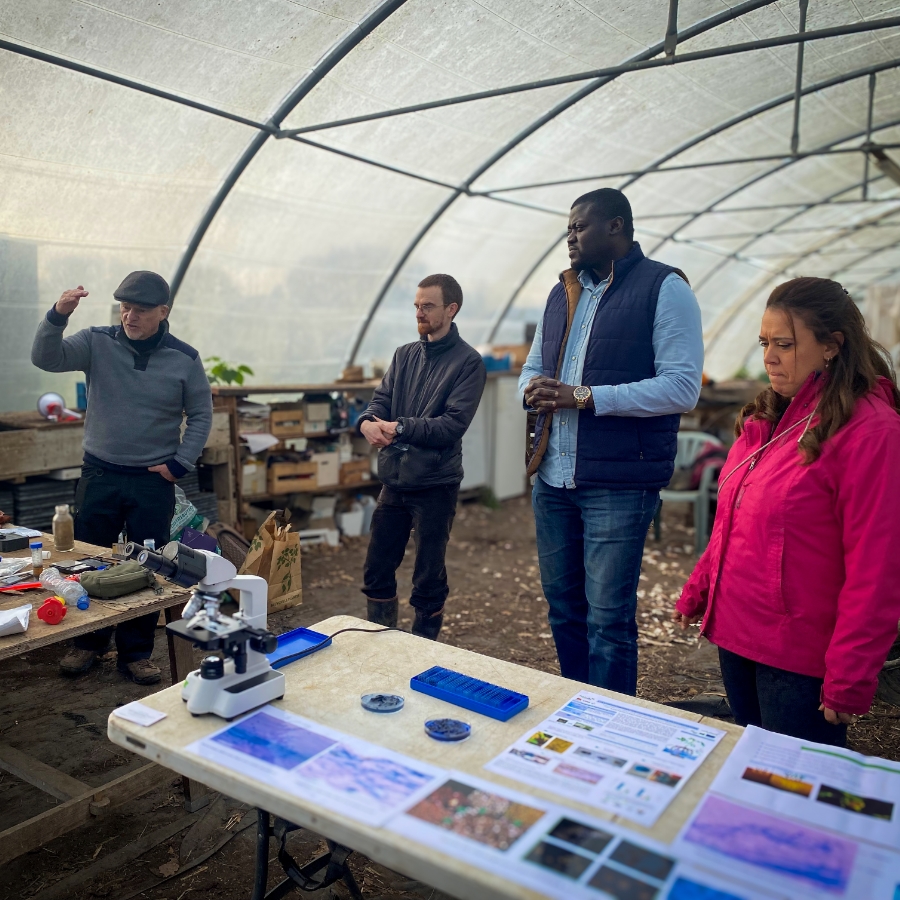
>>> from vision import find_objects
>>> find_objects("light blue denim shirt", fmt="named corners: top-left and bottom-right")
top-left (518, 270), bottom-right (704, 489)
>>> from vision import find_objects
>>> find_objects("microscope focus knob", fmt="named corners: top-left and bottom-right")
top-left (200, 656), bottom-right (224, 680)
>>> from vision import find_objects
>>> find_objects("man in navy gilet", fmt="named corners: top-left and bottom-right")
top-left (519, 188), bottom-right (703, 694)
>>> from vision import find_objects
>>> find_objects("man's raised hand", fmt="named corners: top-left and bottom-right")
top-left (55, 286), bottom-right (89, 316)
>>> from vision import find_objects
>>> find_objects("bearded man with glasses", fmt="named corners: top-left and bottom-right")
top-left (357, 274), bottom-right (486, 640)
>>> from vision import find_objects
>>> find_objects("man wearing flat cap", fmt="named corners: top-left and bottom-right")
top-left (31, 271), bottom-right (212, 684)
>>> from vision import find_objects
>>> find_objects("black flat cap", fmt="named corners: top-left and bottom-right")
top-left (113, 271), bottom-right (170, 307)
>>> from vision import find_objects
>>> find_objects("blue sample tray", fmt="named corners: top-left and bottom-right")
top-left (266, 627), bottom-right (332, 669)
top-left (410, 666), bottom-right (528, 721)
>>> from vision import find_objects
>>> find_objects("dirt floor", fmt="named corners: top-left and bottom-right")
top-left (2, 496), bottom-right (899, 900)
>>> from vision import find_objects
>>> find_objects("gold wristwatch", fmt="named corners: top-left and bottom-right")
top-left (573, 386), bottom-right (591, 410)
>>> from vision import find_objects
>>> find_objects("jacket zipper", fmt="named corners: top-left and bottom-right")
top-left (702, 443), bottom-right (764, 632)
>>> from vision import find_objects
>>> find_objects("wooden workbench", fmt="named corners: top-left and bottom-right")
top-left (0, 532), bottom-right (199, 866)
top-left (109, 615), bottom-right (742, 900)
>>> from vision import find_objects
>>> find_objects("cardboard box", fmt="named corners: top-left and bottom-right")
top-left (268, 460), bottom-right (317, 494)
top-left (340, 457), bottom-right (372, 486)
top-left (304, 401), bottom-right (332, 422)
top-left (304, 421), bottom-right (329, 435)
top-left (269, 407), bottom-right (305, 438)
top-left (241, 459), bottom-right (268, 496)
top-left (311, 451), bottom-right (340, 487)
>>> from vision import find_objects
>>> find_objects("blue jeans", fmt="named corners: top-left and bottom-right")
top-left (532, 477), bottom-right (658, 694)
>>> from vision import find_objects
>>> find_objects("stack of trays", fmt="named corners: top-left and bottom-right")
top-left (11, 479), bottom-right (76, 531)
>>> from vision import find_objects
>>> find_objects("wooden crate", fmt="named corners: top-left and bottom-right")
top-left (269, 408), bottom-right (305, 439)
top-left (340, 457), bottom-right (373, 486)
top-left (267, 460), bottom-right (317, 494)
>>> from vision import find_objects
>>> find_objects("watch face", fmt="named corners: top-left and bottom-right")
top-left (573, 386), bottom-right (591, 402)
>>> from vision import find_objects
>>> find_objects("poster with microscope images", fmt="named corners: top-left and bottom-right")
top-left (484, 692), bottom-right (725, 825)
top-left (185, 705), bottom-right (444, 827)
top-left (388, 771), bottom-right (780, 900)
top-left (705, 725), bottom-right (900, 849)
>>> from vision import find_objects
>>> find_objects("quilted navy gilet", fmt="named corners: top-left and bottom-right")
top-left (534, 242), bottom-right (680, 490)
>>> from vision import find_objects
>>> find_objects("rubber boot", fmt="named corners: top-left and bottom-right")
top-left (412, 608), bottom-right (444, 641)
top-left (366, 596), bottom-right (398, 628)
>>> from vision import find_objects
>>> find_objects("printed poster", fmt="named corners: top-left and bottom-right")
top-left (485, 691), bottom-right (726, 825)
top-left (186, 705), bottom-right (444, 827)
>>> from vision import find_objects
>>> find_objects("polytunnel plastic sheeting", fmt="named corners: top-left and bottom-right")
top-left (4, 1), bottom-right (900, 407)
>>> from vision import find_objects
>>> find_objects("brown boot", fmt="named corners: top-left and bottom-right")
top-left (412, 608), bottom-right (444, 641)
top-left (119, 658), bottom-right (161, 685)
top-left (59, 648), bottom-right (98, 675)
top-left (366, 597), bottom-right (398, 628)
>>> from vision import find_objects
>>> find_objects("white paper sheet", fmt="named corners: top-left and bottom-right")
top-left (0, 527), bottom-right (42, 538)
top-left (484, 691), bottom-right (725, 825)
top-left (388, 771), bottom-right (779, 900)
top-left (675, 793), bottom-right (900, 900)
top-left (113, 701), bottom-right (167, 726)
top-left (241, 432), bottom-right (281, 455)
top-left (186, 706), bottom-right (444, 827)
top-left (0, 603), bottom-right (30, 636)
top-left (706, 725), bottom-right (900, 850)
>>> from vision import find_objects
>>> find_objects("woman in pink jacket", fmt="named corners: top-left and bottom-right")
top-left (674, 277), bottom-right (900, 747)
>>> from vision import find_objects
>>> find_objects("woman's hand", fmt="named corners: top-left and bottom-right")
top-left (818, 703), bottom-right (864, 726)
top-left (671, 609), bottom-right (701, 630)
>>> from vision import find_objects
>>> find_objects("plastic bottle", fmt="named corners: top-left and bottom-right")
top-left (39, 567), bottom-right (89, 608)
top-left (30, 541), bottom-right (43, 576)
top-left (52, 504), bottom-right (75, 552)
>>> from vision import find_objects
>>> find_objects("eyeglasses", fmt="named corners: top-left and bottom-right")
top-left (413, 303), bottom-right (443, 314)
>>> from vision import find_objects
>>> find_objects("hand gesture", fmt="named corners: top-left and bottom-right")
top-left (55, 286), bottom-right (89, 316)
top-left (818, 704), bottom-right (863, 726)
top-left (525, 376), bottom-right (578, 411)
top-left (361, 418), bottom-right (396, 447)
top-left (148, 464), bottom-right (177, 483)
top-left (671, 609), bottom-right (702, 630)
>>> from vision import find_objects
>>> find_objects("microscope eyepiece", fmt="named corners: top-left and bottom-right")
top-left (130, 540), bottom-right (209, 588)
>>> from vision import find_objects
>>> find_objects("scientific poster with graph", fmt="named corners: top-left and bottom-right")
top-left (705, 724), bottom-right (900, 848)
top-left (484, 692), bottom-right (726, 825)
top-left (388, 771), bottom-right (780, 900)
top-left (186, 705), bottom-right (444, 826)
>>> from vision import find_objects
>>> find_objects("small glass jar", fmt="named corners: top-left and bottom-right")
top-left (30, 541), bottom-right (43, 575)
top-left (52, 504), bottom-right (75, 552)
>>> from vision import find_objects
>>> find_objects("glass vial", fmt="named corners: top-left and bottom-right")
top-left (52, 504), bottom-right (75, 552)
top-left (30, 541), bottom-right (43, 576)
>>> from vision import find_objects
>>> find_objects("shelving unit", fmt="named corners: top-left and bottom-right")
top-left (210, 382), bottom-right (381, 534)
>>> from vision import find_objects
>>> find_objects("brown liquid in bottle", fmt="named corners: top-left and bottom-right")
top-left (53, 504), bottom-right (75, 552)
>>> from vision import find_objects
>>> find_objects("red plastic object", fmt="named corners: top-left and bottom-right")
top-left (0, 582), bottom-right (43, 592)
top-left (37, 597), bottom-right (67, 625)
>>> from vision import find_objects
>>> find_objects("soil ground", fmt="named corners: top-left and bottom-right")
top-left (2, 497), bottom-right (898, 900)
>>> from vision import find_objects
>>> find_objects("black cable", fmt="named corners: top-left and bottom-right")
top-left (272, 625), bottom-right (399, 668)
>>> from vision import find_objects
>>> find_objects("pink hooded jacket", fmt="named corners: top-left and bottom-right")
top-left (677, 373), bottom-right (900, 714)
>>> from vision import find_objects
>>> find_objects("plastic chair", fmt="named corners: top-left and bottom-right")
top-left (653, 431), bottom-right (724, 555)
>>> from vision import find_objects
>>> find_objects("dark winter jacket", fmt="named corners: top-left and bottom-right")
top-left (358, 324), bottom-right (486, 489)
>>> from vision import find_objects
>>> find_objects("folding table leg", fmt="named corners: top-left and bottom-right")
top-left (164, 606), bottom-right (209, 812)
top-left (251, 809), bottom-right (363, 900)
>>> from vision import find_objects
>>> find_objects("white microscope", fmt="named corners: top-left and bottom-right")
top-left (127, 540), bottom-right (285, 720)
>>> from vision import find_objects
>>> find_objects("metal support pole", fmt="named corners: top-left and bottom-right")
top-left (665, 0), bottom-right (679, 57)
top-left (790, 0), bottom-right (809, 155)
top-left (864, 73), bottom-right (877, 199)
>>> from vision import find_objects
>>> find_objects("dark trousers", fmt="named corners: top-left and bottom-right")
top-left (718, 647), bottom-right (847, 747)
top-left (533, 477), bottom-right (659, 695)
top-left (73, 465), bottom-right (175, 662)
top-left (362, 484), bottom-right (458, 615)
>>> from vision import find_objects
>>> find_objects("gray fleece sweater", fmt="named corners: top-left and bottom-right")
top-left (31, 310), bottom-right (212, 476)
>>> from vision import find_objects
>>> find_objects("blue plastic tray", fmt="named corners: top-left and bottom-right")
top-left (410, 665), bottom-right (528, 721)
top-left (266, 627), bottom-right (332, 669)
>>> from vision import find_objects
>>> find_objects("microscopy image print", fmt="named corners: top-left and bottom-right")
top-left (406, 778), bottom-right (544, 850)
top-left (524, 840), bottom-right (594, 879)
top-left (210, 711), bottom-right (335, 770)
